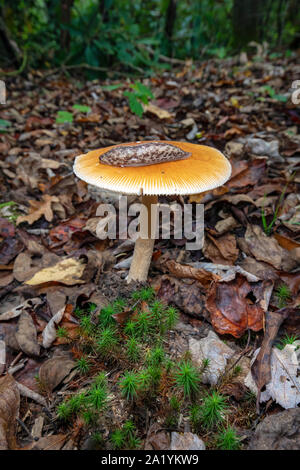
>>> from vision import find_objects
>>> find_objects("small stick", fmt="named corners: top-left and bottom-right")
top-left (16, 418), bottom-right (38, 441)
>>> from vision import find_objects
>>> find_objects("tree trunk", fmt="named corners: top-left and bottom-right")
top-left (232, 0), bottom-right (264, 48)
top-left (99, 0), bottom-right (109, 24)
top-left (164, 0), bottom-right (177, 57)
top-left (60, 0), bottom-right (74, 51)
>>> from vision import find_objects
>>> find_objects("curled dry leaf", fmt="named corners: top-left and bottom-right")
top-left (190, 261), bottom-right (260, 283)
top-left (250, 309), bottom-right (291, 411)
top-left (0, 374), bottom-right (20, 450)
top-left (15, 312), bottom-right (40, 357)
top-left (42, 307), bottom-right (65, 348)
top-left (206, 274), bottom-right (264, 338)
top-left (165, 259), bottom-right (219, 287)
top-left (25, 257), bottom-right (86, 286)
top-left (0, 297), bottom-right (43, 321)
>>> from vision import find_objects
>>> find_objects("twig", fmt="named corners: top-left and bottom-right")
top-left (16, 417), bottom-right (38, 441)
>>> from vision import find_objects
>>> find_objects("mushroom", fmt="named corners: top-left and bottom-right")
top-left (73, 141), bottom-right (231, 283)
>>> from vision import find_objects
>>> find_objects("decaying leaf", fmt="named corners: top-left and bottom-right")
top-left (189, 330), bottom-right (235, 385)
top-left (206, 274), bottom-right (264, 338)
top-left (155, 275), bottom-right (205, 318)
top-left (246, 344), bottom-right (300, 409)
top-left (25, 257), bottom-right (86, 286)
top-left (0, 374), bottom-right (20, 450)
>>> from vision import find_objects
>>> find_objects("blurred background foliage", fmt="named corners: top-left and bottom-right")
top-left (0, 0), bottom-right (299, 74)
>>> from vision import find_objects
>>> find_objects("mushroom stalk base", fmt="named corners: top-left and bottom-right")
top-left (127, 195), bottom-right (158, 283)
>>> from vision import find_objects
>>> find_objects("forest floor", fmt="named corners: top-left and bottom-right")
top-left (0, 51), bottom-right (300, 451)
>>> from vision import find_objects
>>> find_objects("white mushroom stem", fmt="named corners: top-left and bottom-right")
top-left (127, 195), bottom-right (158, 283)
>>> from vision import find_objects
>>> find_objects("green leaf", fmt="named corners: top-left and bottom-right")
top-left (131, 82), bottom-right (153, 99)
top-left (56, 111), bottom-right (73, 124)
top-left (0, 119), bottom-right (11, 128)
top-left (124, 91), bottom-right (144, 117)
top-left (102, 84), bottom-right (123, 91)
top-left (72, 104), bottom-right (91, 113)
top-left (274, 94), bottom-right (288, 103)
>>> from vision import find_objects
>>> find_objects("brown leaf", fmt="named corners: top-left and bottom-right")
top-left (0, 237), bottom-right (24, 265)
top-left (0, 297), bottom-right (43, 322)
top-left (16, 194), bottom-right (59, 225)
top-left (39, 355), bottom-right (75, 392)
top-left (244, 225), bottom-right (296, 271)
top-left (0, 374), bottom-right (20, 450)
top-left (0, 218), bottom-right (15, 238)
top-left (165, 259), bottom-right (219, 287)
top-left (206, 274), bottom-right (264, 338)
top-left (155, 274), bottom-right (205, 318)
top-left (25, 257), bottom-right (86, 286)
top-left (144, 103), bottom-right (173, 120)
top-left (251, 309), bottom-right (291, 412)
top-left (227, 159), bottom-right (266, 189)
top-left (144, 423), bottom-right (170, 450)
top-left (13, 252), bottom-right (38, 282)
top-left (203, 233), bottom-right (239, 265)
top-left (32, 434), bottom-right (67, 450)
top-left (15, 312), bottom-right (40, 356)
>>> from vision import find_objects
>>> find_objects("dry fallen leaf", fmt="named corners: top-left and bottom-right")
top-left (0, 298), bottom-right (43, 322)
top-left (16, 194), bottom-right (59, 225)
top-left (203, 233), bottom-right (239, 265)
top-left (31, 434), bottom-right (67, 450)
top-left (0, 374), bottom-right (20, 450)
top-left (206, 274), bottom-right (264, 338)
top-left (165, 259), bottom-right (219, 287)
top-left (144, 103), bottom-right (173, 120)
top-left (39, 354), bottom-right (75, 392)
top-left (25, 257), bottom-right (86, 286)
top-left (243, 225), bottom-right (296, 271)
top-left (246, 342), bottom-right (300, 410)
top-left (42, 307), bottom-right (65, 348)
top-left (15, 312), bottom-right (40, 357)
top-left (249, 308), bottom-right (292, 411)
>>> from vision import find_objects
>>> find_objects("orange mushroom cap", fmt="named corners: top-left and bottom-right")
top-left (73, 141), bottom-right (231, 196)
